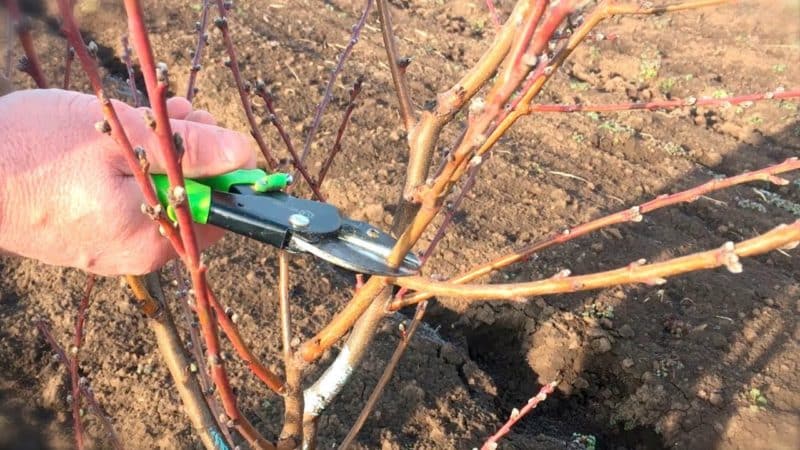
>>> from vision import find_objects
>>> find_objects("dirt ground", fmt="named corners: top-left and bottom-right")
top-left (1, 0), bottom-right (799, 449)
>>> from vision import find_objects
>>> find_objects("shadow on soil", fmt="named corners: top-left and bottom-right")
top-left (414, 121), bottom-right (800, 449)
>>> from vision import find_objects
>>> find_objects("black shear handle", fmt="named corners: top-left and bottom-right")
top-left (207, 192), bottom-right (293, 249)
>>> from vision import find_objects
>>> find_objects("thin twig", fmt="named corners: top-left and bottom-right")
top-left (292, 0), bottom-right (372, 185)
top-left (186, 0), bottom-right (212, 101)
top-left (63, 45), bottom-right (74, 90)
top-left (4, 0), bottom-right (48, 87)
top-left (528, 87), bottom-right (800, 113)
top-left (3, 12), bottom-right (12, 77)
top-left (376, 0), bottom-right (415, 131)
top-left (254, 85), bottom-right (325, 200)
top-left (70, 274), bottom-right (96, 450)
top-left (213, 0), bottom-right (278, 169)
top-left (485, 0), bottom-right (502, 29)
top-left (393, 0), bottom-right (537, 233)
top-left (36, 320), bottom-right (124, 450)
top-left (317, 77), bottom-right (363, 187)
top-left (120, 37), bottom-right (141, 108)
top-left (480, 380), bottom-right (559, 450)
top-left (338, 301), bottom-right (428, 449)
top-left (277, 252), bottom-right (303, 449)
top-left (206, 286), bottom-right (286, 394)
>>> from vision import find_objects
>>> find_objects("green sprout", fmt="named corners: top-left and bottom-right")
top-left (772, 63), bottom-right (787, 74)
top-left (638, 51), bottom-right (662, 81)
top-left (583, 302), bottom-right (614, 319)
top-left (748, 387), bottom-right (768, 412)
top-left (711, 89), bottom-right (730, 99)
top-left (659, 77), bottom-right (676, 94)
top-left (571, 433), bottom-right (598, 450)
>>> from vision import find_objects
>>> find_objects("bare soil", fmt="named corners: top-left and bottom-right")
top-left (1, 1), bottom-right (799, 449)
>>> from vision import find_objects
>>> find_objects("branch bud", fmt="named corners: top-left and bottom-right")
top-left (94, 120), bottom-right (111, 134)
top-left (170, 186), bottom-right (187, 206)
top-left (214, 17), bottom-right (228, 30)
top-left (141, 203), bottom-right (163, 220)
top-left (156, 62), bottom-right (169, 84)
top-left (144, 110), bottom-right (156, 129)
top-left (172, 133), bottom-right (185, 161)
top-left (87, 41), bottom-right (99, 58)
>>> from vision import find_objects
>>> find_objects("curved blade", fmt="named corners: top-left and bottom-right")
top-left (290, 219), bottom-right (421, 276)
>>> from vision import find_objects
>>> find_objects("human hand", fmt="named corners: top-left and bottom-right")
top-left (0, 89), bottom-right (256, 275)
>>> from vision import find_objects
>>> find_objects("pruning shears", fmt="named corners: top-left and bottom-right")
top-left (151, 169), bottom-right (421, 277)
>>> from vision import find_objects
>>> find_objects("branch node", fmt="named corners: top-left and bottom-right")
top-left (551, 269), bottom-right (571, 279)
top-left (141, 203), bottom-right (163, 220)
top-left (629, 206), bottom-right (643, 222)
top-left (214, 16), bottom-right (228, 30)
top-left (718, 241), bottom-right (742, 273)
top-left (169, 186), bottom-right (187, 206)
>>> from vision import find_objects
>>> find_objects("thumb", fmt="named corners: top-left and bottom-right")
top-left (156, 118), bottom-right (257, 177)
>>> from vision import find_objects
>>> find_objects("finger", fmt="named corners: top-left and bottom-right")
top-left (185, 109), bottom-right (216, 126)
top-left (166, 97), bottom-right (193, 120)
top-left (195, 224), bottom-right (226, 251)
top-left (121, 108), bottom-right (257, 178)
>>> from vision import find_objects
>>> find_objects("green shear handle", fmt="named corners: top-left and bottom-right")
top-left (151, 169), bottom-right (292, 223)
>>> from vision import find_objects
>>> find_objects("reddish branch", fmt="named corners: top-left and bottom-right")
top-left (4, 0), bottom-right (47, 87)
top-left (485, 0), bottom-right (501, 29)
top-left (122, 2), bottom-right (273, 446)
top-left (205, 286), bottom-right (286, 394)
top-left (254, 85), bottom-right (324, 200)
top-left (69, 274), bottom-right (96, 450)
top-left (481, 380), bottom-right (559, 450)
top-left (55, 0), bottom-right (185, 258)
top-left (36, 320), bottom-right (124, 450)
top-left (528, 87), bottom-right (800, 113)
top-left (213, 0), bottom-right (278, 169)
top-left (186, 0), bottom-right (211, 101)
top-left (316, 77), bottom-right (363, 187)
top-left (172, 266), bottom-right (235, 448)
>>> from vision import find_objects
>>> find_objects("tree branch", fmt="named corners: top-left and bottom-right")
top-left (394, 221), bottom-right (800, 301)
top-left (277, 252), bottom-right (303, 450)
top-left (376, 0), bottom-right (415, 131)
top-left (4, 0), bottom-right (47, 87)
top-left (392, 157), bottom-right (800, 309)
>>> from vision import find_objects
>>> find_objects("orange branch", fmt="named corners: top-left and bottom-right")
top-left (393, 221), bottom-right (800, 301)
top-left (392, 157), bottom-right (799, 309)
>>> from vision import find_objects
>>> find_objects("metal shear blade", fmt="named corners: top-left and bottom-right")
top-left (290, 219), bottom-right (421, 277)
